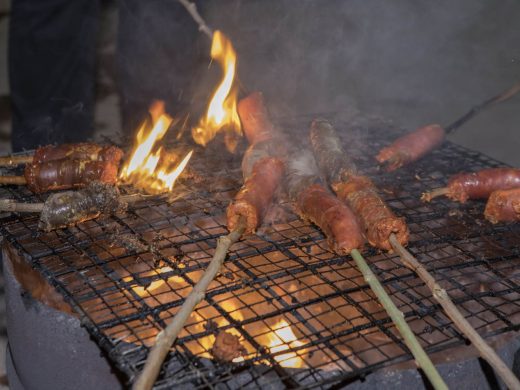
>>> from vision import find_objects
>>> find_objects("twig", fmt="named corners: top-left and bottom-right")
top-left (421, 187), bottom-right (450, 202)
top-left (0, 176), bottom-right (27, 185)
top-left (389, 233), bottom-right (520, 390)
top-left (132, 217), bottom-right (247, 390)
top-left (0, 193), bottom-right (151, 214)
top-left (177, 0), bottom-right (213, 40)
top-left (350, 248), bottom-right (448, 390)
top-left (0, 154), bottom-right (33, 167)
top-left (0, 199), bottom-right (44, 213)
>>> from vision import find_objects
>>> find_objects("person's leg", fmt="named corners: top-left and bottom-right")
top-left (9, 0), bottom-right (100, 152)
top-left (117, 0), bottom-right (204, 134)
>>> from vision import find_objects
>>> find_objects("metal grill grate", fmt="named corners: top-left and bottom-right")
top-left (1, 115), bottom-right (519, 389)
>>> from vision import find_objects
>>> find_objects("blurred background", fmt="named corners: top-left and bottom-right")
top-left (0, 0), bottom-right (519, 386)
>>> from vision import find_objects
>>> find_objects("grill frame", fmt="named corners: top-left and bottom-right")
top-left (1, 115), bottom-right (519, 389)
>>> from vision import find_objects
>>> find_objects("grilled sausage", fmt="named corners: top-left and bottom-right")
top-left (227, 92), bottom-right (286, 233)
top-left (423, 168), bottom-right (520, 203)
top-left (25, 158), bottom-right (119, 193)
top-left (376, 124), bottom-right (445, 172)
top-left (310, 119), bottom-right (408, 250)
top-left (286, 154), bottom-right (365, 253)
top-left (484, 187), bottom-right (520, 224)
top-left (33, 143), bottom-right (124, 165)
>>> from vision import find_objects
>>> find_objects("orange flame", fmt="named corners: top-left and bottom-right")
top-left (119, 113), bottom-right (193, 193)
top-left (266, 319), bottom-right (306, 368)
top-left (192, 30), bottom-right (241, 152)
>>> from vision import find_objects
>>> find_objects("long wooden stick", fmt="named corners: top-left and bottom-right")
top-left (132, 217), bottom-right (247, 390)
top-left (0, 155), bottom-right (33, 167)
top-left (350, 248), bottom-right (448, 390)
top-left (0, 176), bottom-right (27, 185)
top-left (0, 193), bottom-right (151, 214)
top-left (389, 233), bottom-right (520, 390)
top-left (177, 0), bottom-right (213, 40)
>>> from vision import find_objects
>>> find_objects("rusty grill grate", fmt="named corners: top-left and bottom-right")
top-left (1, 115), bottom-right (520, 389)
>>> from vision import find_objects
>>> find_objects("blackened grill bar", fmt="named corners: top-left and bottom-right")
top-left (1, 115), bottom-right (520, 389)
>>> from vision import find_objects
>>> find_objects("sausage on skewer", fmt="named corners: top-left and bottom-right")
top-left (0, 143), bottom-right (124, 167)
top-left (376, 82), bottom-right (520, 172)
top-left (0, 182), bottom-right (149, 231)
top-left (227, 92), bottom-right (286, 233)
top-left (286, 154), bottom-right (365, 254)
top-left (422, 168), bottom-right (520, 203)
top-left (0, 158), bottom-right (119, 193)
top-left (310, 119), bottom-right (408, 251)
top-left (484, 187), bottom-right (520, 224)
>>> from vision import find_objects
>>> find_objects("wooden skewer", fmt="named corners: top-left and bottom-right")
top-left (349, 248), bottom-right (448, 390)
top-left (0, 155), bottom-right (33, 167)
top-left (421, 187), bottom-right (450, 202)
top-left (389, 233), bottom-right (520, 390)
top-left (0, 193), bottom-right (150, 214)
top-left (0, 176), bottom-right (27, 185)
top-left (132, 217), bottom-right (247, 390)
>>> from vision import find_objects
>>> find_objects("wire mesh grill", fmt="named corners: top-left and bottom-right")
top-left (1, 115), bottom-right (519, 389)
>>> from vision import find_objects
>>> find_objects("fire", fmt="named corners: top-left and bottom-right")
top-left (119, 113), bottom-right (193, 193)
top-left (192, 30), bottom-right (241, 152)
top-left (266, 319), bottom-right (306, 368)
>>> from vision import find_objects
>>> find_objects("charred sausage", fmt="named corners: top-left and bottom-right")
top-left (310, 119), bottom-right (408, 250)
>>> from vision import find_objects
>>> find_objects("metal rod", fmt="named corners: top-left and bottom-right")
top-left (132, 217), bottom-right (247, 390)
top-left (389, 233), bottom-right (520, 390)
top-left (445, 82), bottom-right (520, 134)
top-left (350, 248), bottom-right (448, 390)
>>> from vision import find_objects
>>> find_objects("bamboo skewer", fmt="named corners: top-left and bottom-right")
top-left (349, 248), bottom-right (448, 390)
top-left (389, 233), bottom-right (520, 390)
top-left (132, 217), bottom-right (247, 390)
top-left (0, 155), bottom-right (33, 167)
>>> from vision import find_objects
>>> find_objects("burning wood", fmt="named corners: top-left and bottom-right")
top-left (227, 92), bottom-right (286, 233)
top-left (376, 82), bottom-right (520, 171)
top-left (422, 167), bottom-right (520, 203)
top-left (310, 119), bottom-right (409, 251)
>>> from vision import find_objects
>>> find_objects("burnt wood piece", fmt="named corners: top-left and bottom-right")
top-left (310, 119), bottom-right (408, 251)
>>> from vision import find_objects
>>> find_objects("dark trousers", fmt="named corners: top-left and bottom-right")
top-left (9, 0), bottom-right (203, 152)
